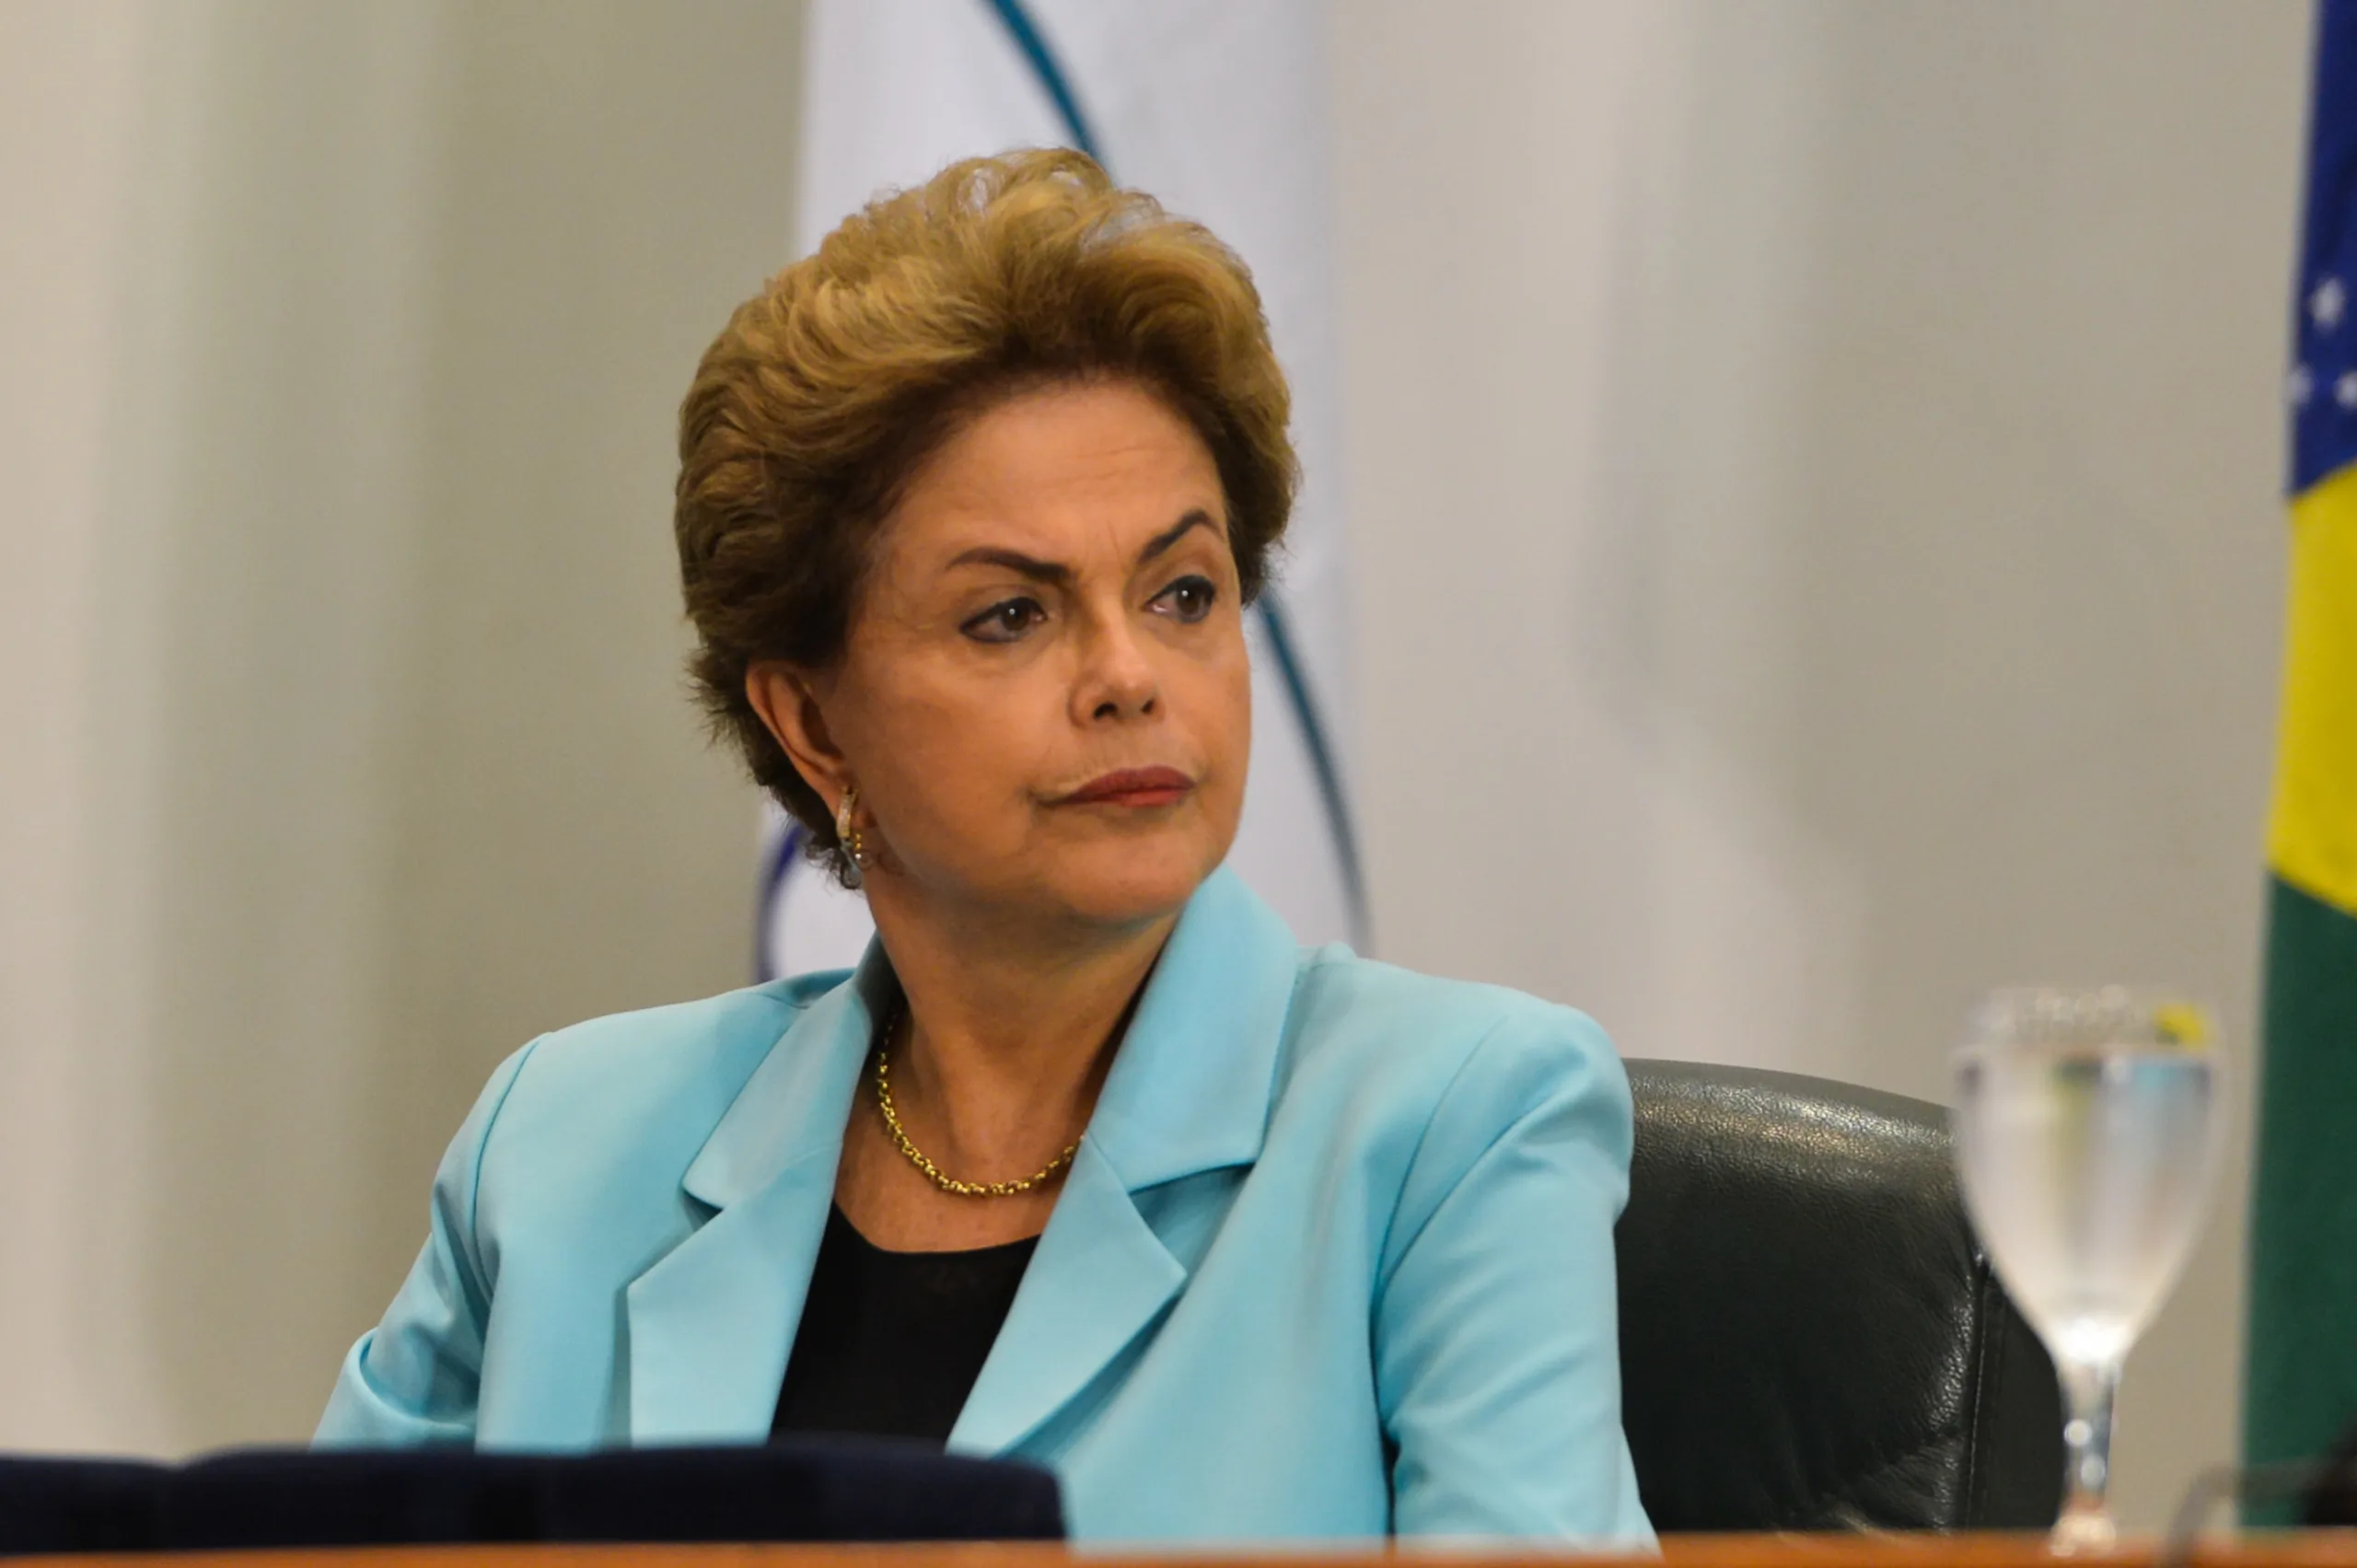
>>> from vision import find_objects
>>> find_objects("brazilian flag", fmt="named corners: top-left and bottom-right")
top-left (2245, 0), bottom-right (2357, 1480)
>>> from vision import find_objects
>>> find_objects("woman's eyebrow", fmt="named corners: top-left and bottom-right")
top-left (942, 509), bottom-right (1219, 583)
top-left (943, 546), bottom-right (1071, 584)
top-left (1136, 508), bottom-right (1218, 565)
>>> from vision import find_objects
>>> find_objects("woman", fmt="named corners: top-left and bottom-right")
top-left (317, 150), bottom-right (1651, 1545)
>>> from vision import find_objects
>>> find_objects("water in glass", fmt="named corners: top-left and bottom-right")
top-left (1951, 989), bottom-right (2224, 1553)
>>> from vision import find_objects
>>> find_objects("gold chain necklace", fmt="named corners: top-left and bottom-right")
top-left (872, 1003), bottom-right (1081, 1198)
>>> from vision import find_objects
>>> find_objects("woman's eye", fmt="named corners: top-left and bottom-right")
top-left (1153, 575), bottom-right (1219, 624)
top-left (962, 597), bottom-right (1045, 644)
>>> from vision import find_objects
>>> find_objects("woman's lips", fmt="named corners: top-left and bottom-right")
top-left (1054, 766), bottom-right (1197, 807)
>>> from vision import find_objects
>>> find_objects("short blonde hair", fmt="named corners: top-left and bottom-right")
top-left (674, 148), bottom-right (1297, 875)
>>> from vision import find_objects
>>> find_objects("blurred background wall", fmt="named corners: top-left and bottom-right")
top-left (0, 0), bottom-right (795, 1453)
top-left (0, 0), bottom-right (2308, 1529)
top-left (1335, 1), bottom-right (2303, 1528)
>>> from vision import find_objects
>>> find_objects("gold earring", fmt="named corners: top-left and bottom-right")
top-left (834, 784), bottom-right (867, 888)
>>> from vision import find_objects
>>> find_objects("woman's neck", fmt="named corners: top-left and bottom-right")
top-left (863, 884), bottom-right (1179, 1178)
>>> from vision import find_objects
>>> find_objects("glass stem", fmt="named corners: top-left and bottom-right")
top-left (2054, 1357), bottom-right (2122, 1551)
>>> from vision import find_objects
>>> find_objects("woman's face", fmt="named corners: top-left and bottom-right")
top-left (775, 377), bottom-right (1252, 935)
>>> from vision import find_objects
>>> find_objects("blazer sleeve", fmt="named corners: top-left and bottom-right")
top-left (313, 1042), bottom-right (537, 1446)
top-left (1373, 1005), bottom-right (1655, 1545)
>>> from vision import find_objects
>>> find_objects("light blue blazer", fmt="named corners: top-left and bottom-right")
top-left (316, 867), bottom-right (1654, 1546)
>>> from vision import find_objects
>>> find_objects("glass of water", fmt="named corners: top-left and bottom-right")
top-left (1951, 987), bottom-right (2226, 1553)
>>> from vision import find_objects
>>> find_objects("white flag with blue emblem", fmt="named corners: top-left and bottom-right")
top-left (760, 0), bottom-right (1359, 981)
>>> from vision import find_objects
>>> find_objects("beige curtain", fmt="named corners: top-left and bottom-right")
top-left (0, 0), bottom-right (796, 1453)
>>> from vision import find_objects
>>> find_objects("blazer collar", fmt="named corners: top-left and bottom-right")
top-left (953, 867), bottom-right (1303, 1454)
top-left (1081, 864), bottom-right (1302, 1191)
top-left (624, 865), bottom-right (1302, 1449)
top-left (679, 949), bottom-right (892, 1212)
top-left (624, 954), bottom-right (883, 1443)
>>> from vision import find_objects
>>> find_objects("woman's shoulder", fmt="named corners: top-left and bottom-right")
top-left (1275, 945), bottom-right (1633, 1155)
top-left (1287, 944), bottom-right (1619, 1069)
top-left (472, 970), bottom-right (850, 1158)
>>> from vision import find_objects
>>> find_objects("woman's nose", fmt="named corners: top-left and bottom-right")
top-left (1074, 614), bottom-right (1160, 722)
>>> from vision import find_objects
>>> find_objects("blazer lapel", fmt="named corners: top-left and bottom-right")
top-left (623, 952), bottom-right (884, 1444)
top-left (950, 866), bottom-right (1303, 1455)
top-left (947, 1138), bottom-right (1186, 1455)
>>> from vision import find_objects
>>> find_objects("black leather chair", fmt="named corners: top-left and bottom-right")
top-left (1616, 1060), bottom-right (2065, 1532)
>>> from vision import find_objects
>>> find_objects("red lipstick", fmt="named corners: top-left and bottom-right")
top-left (1056, 766), bottom-right (1196, 807)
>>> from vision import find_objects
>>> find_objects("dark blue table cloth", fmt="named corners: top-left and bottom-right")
top-left (0, 1441), bottom-right (1063, 1554)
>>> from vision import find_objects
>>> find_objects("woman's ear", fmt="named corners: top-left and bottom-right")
top-left (746, 661), bottom-right (849, 808)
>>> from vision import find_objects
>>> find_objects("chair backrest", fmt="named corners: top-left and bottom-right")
top-left (1615, 1058), bottom-right (2064, 1532)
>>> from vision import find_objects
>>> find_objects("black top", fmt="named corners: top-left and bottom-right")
top-left (770, 1205), bottom-right (1040, 1446)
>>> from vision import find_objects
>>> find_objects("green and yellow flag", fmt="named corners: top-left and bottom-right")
top-left (2245, 0), bottom-right (2357, 1479)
